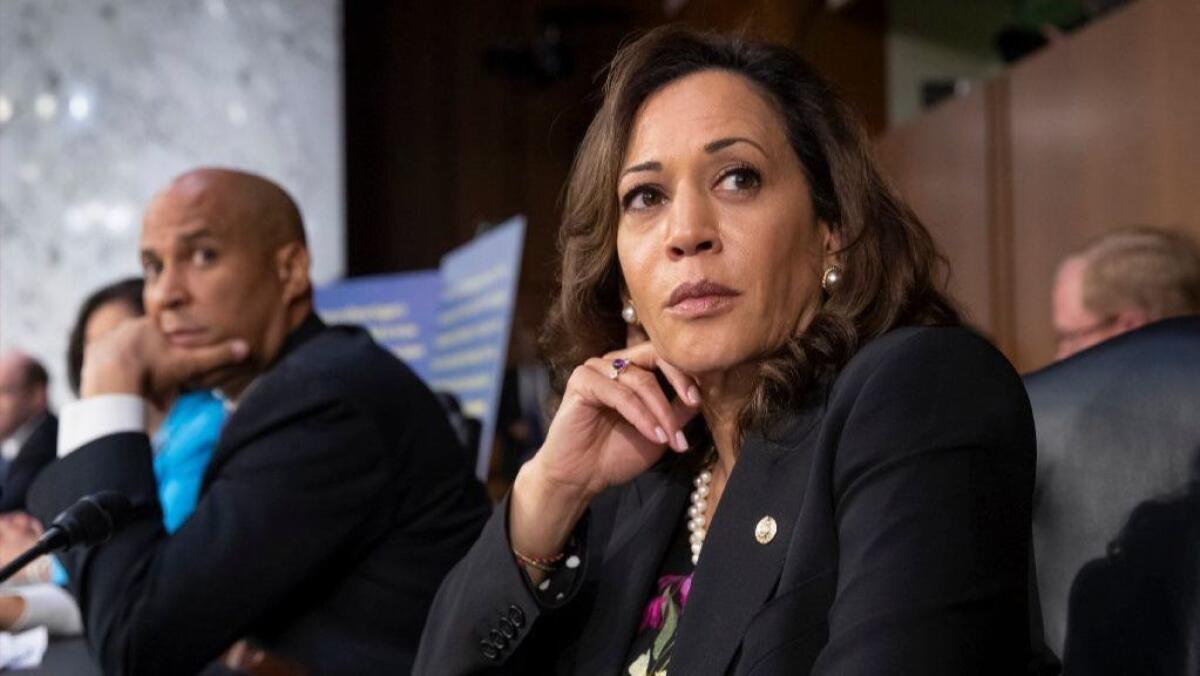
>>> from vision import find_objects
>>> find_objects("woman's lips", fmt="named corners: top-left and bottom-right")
top-left (664, 279), bottom-right (741, 318)
top-left (666, 294), bottom-right (738, 317)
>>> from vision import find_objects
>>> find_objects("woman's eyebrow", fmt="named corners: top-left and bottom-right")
top-left (704, 136), bottom-right (767, 155)
top-left (621, 160), bottom-right (662, 178)
top-left (620, 136), bottom-right (767, 179)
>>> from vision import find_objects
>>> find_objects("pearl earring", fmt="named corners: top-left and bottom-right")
top-left (821, 265), bottom-right (844, 292)
top-left (621, 303), bottom-right (637, 324)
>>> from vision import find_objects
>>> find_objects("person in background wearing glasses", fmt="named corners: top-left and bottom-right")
top-left (1051, 226), bottom-right (1200, 361)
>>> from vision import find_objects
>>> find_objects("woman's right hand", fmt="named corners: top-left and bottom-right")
top-left (509, 341), bottom-right (701, 566)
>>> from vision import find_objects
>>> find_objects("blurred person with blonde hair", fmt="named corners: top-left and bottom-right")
top-left (1052, 226), bottom-right (1200, 360)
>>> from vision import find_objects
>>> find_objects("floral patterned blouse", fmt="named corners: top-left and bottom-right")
top-left (624, 516), bottom-right (695, 676)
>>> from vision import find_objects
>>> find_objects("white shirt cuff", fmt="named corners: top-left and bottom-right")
top-left (11, 583), bottom-right (83, 636)
top-left (57, 395), bottom-right (147, 458)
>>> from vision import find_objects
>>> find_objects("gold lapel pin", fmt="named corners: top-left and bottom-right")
top-left (755, 516), bottom-right (777, 544)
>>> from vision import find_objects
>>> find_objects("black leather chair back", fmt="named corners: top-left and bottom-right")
top-left (1024, 315), bottom-right (1200, 671)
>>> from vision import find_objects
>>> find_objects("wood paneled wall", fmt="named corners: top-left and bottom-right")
top-left (875, 87), bottom-right (998, 340)
top-left (876, 0), bottom-right (1200, 372)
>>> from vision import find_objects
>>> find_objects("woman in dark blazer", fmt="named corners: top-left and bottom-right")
top-left (416, 27), bottom-right (1037, 675)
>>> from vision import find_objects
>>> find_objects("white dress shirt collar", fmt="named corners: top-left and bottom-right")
top-left (1, 413), bottom-right (47, 461)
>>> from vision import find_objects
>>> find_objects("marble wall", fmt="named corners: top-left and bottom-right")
top-left (0, 0), bottom-right (343, 405)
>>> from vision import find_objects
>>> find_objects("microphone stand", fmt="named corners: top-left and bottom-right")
top-left (0, 491), bottom-right (135, 584)
top-left (0, 534), bottom-right (60, 584)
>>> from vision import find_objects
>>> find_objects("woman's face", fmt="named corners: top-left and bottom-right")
top-left (616, 69), bottom-right (832, 377)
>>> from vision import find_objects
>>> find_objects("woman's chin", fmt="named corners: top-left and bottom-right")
top-left (652, 343), bottom-right (745, 379)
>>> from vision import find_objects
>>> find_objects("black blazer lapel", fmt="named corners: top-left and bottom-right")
top-left (670, 410), bottom-right (822, 676)
top-left (204, 313), bottom-right (328, 473)
top-left (572, 463), bottom-right (691, 674)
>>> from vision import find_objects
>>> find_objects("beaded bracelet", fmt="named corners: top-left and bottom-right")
top-left (512, 547), bottom-right (565, 573)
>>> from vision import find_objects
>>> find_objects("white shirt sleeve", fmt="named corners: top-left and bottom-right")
top-left (57, 395), bottom-right (147, 458)
top-left (10, 583), bottom-right (83, 636)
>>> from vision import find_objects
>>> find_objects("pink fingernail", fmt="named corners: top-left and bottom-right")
top-left (231, 340), bottom-right (249, 358)
top-left (687, 386), bottom-right (701, 405)
top-left (655, 427), bottom-right (668, 444)
top-left (675, 431), bottom-right (689, 451)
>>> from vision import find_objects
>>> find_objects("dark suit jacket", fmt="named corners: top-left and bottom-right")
top-left (28, 315), bottom-right (491, 675)
top-left (415, 326), bottom-right (1038, 675)
top-left (0, 413), bottom-right (57, 512)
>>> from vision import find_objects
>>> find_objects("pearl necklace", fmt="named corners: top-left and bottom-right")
top-left (686, 461), bottom-right (715, 565)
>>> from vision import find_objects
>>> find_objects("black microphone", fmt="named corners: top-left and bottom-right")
top-left (0, 491), bottom-right (136, 584)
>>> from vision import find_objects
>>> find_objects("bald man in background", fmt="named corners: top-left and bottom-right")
top-left (28, 168), bottom-right (490, 674)
top-left (0, 352), bottom-right (57, 513)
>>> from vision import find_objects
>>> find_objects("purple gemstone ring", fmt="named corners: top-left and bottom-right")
top-left (609, 358), bottom-right (630, 380)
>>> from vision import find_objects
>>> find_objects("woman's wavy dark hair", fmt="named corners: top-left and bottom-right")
top-left (542, 26), bottom-right (959, 442)
top-left (67, 277), bottom-right (144, 396)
